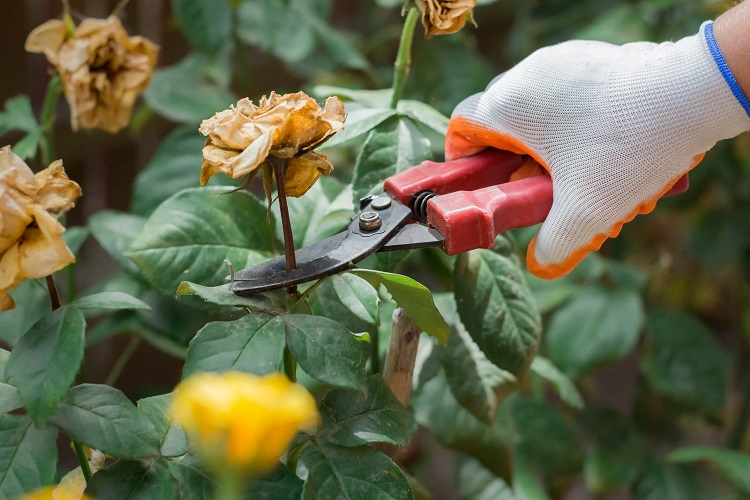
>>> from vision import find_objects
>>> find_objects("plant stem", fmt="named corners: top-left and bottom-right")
top-left (39, 74), bottom-right (62, 166)
top-left (389, 7), bottom-right (420, 109)
top-left (283, 346), bottom-right (297, 383)
top-left (215, 469), bottom-right (245, 500)
top-left (294, 276), bottom-right (329, 307)
top-left (268, 158), bottom-right (296, 271)
top-left (111, 0), bottom-right (132, 17)
top-left (371, 328), bottom-right (380, 375)
top-left (104, 336), bottom-right (142, 386)
top-left (47, 275), bottom-right (93, 483)
top-left (45, 275), bottom-right (61, 310)
top-left (73, 441), bottom-right (93, 482)
top-left (383, 308), bottom-right (420, 406)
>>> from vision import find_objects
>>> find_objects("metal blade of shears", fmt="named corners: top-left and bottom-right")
top-left (231, 196), bottom-right (414, 295)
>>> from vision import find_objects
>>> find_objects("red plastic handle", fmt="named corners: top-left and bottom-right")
top-left (384, 149), bottom-right (523, 205)
top-left (428, 176), bottom-right (553, 255)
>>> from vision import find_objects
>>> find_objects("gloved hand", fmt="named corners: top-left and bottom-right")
top-left (446, 22), bottom-right (750, 279)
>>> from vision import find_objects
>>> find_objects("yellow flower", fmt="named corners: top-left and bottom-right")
top-left (16, 485), bottom-right (93, 500)
top-left (25, 17), bottom-right (159, 133)
top-left (171, 372), bottom-right (319, 474)
top-left (0, 146), bottom-right (81, 311)
top-left (199, 92), bottom-right (345, 198)
top-left (414, 0), bottom-right (478, 38)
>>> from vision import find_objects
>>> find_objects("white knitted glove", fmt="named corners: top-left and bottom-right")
top-left (446, 22), bottom-right (750, 279)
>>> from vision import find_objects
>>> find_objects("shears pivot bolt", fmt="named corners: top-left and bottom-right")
top-left (359, 211), bottom-right (382, 231)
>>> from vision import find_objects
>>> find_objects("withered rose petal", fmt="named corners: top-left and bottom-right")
top-left (35, 160), bottom-right (83, 213)
top-left (416, 0), bottom-right (477, 38)
top-left (284, 152), bottom-right (334, 198)
top-left (16, 205), bottom-right (74, 282)
top-left (24, 19), bottom-right (67, 60)
top-left (0, 290), bottom-right (14, 311)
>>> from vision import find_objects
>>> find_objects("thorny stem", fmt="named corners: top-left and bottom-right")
top-left (389, 7), bottom-right (420, 109)
top-left (39, 75), bottom-right (62, 166)
top-left (47, 275), bottom-right (92, 482)
top-left (104, 336), bottom-right (142, 386)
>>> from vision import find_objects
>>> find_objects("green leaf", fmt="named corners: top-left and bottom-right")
top-left (12, 128), bottom-right (42, 160)
top-left (172, 0), bottom-right (231, 54)
top-left (530, 356), bottom-right (584, 409)
top-left (89, 210), bottom-right (146, 278)
top-left (436, 290), bottom-right (517, 423)
top-left (282, 315), bottom-right (367, 390)
top-left (183, 314), bottom-right (286, 379)
top-left (132, 126), bottom-right (235, 216)
top-left (524, 272), bottom-right (581, 313)
top-left (6, 307), bottom-right (86, 425)
top-left (0, 348), bottom-right (8, 380)
top-left (170, 456), bottom-right (304, 500)
top-left (641, 309), bottom-right (729, 413)
top-left (396, 100), bottom-right (449, 136)
top-left (330, 273), bottom-right (379, 326)
top-left (453, 240), bottom-right (541, 377)
top-left (0, 383), bottom-right (21, 415)
top-left (320, 108), bottom-right (397, 150)
top-left (312, 86), bottom-right (392, 108)
top-left (351, 117), bottom-right (432, 203)
top-left (0, 280), bottom-right (50, 346)
top-left (0, 416), bottom-right (57, 499)
top-left (308, 278), bottom-right (374, 335)
top-left (300, 3), bottom-right (369, 71)
top-left (316, 375), bottom-right (413, 447)
top-left (411, 370), bottom-right (514, 483)
top-left (50, 384), bottom-right (161, 459)
top-left (143, 53), bottom-right (235, 123)
top-left (236, 0), bottom-right (316, 65)
top-left (138, 393), bottom-right (188, 458)
top-left (457, 456), bottom-right (517, 500)
top-left (128, 187), bottom-right (275, 297)
top-left (301, 442), bottom-right (412, 499)
top-left (349, 269), bottom-right (450, 345)
top-left (274, 176), bottom-right (353, 249)
top-left (546, 287), bottom-right (644, 378)
top-left (69, 292), bottom-right (151, 313)
top-left (512, 396), bottom-right (583, 481)
top-left (581, 409), bottom-right (646, 493)
top-left (632, 461), bottom-right (698, 500)
top-left (62, 226), bottom-right (89, 255)
top-left (176, 282), bottom-right (287, 314)
top-left (669, 447), bottom-right (750, 494)
top-left (85, 459), bottom-right (174, 499)
top-left (0, 95), bottom-right (38, 135)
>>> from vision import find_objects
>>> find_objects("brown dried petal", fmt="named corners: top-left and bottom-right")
top-left (25, 19), bottom-right (68, 61)
top-left (35, 160), bottom-right (83, 213)
top-left (284, 152), bottom-right (334, 198)
top-left (416, 0), bottom-right (477, 38)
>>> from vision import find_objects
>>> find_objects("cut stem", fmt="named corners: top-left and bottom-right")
top-left (45, 275), bottom-right (61, 310)
top-left (269, 157), bottom-right (297, 272)
top-left (389, 7), bottom-right (420, 109)
top-left (383, 308), bottom-right (420, 406)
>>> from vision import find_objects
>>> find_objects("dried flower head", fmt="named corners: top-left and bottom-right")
top-left (26, 17), bottom-right (159, 133)
top-left (0, 146), bottom-right (81, 311)
top-left (171, 371), bottom-right (319, 474)
top-left (199, 92), bottom-right (345, 198)
top-left (414, 0), bottom-right (478, 38)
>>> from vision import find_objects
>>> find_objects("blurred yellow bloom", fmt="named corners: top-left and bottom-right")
top-left (171, 372), bottom-right (319, 474)
top-left (16, 485), bottom-right (92, 500)
top-left (0, 147), bottom-right (81, 311)
top-left (414, 0), bottom-right (478, 38)
top-left (199, 92), bottom-right (345, 198)
top-left (26, 17), bottom-right (159, 133)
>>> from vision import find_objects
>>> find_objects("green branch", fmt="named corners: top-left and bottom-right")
top-left (390, 7), bottom-right (420, 109)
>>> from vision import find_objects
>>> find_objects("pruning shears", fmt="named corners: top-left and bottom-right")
top-left (230, 149), bottom-right (689, 296)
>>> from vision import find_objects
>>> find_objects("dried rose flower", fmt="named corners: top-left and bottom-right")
top-left (414, 0), bottom-right (478, 38)
top-left (0, 146), bottom-right (82, 311)
top-left (199, 92), bottom-right (345, 198)
top-left (25, 17), bottom-right (159, 133)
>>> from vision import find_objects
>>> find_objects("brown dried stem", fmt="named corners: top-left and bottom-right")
top-left (268, 157), bottom-right (297, 272)
top-left (384, 308), bottom-right (421, 406)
